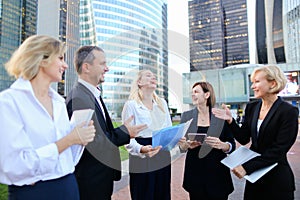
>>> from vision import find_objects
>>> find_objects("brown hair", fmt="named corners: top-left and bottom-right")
top-left (192, 81), bottom-right (216, 107)
top-left (74, 45), bottom-right (104, 74)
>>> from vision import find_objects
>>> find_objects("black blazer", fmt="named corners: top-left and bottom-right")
top-left (180, 108), bottom-right (235, 198)
top-left (229, 97), bottom-right (299, 194)
top-left (66, 82), bottom-right (130, 200)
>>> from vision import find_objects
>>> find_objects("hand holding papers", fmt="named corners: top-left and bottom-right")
top-left (70, 109), bottom-right (95, 146)
top-left (152, 119), bottom-right (192, 151)
top-left (221, 146), bottom-right (278, 183)
top-left (71, 109), bottom-right (94, 127)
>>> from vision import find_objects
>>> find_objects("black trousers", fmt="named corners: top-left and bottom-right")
top-left (8, 173), bottom-right (79, 200)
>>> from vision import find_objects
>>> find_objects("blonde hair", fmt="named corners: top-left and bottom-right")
top-left (250, 65), bottom-right (287, 94)
top-left (128, 70), bottom-right (165, 112)
top-left (5, 35), bottom-right (66, 80)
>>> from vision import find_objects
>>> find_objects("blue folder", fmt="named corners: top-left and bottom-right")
top-left (152, 119), bottom-right (192, 151)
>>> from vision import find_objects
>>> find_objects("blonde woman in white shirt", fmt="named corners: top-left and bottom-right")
top-left (0, 35), bottom-right (95, 200)
top-left (122, 69), bottom-right (172, 200)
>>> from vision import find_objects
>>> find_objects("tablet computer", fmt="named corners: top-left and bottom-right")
top-left (187, 133), bottom-right (207, 143)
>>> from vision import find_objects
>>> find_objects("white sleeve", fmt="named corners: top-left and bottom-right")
top-left (0, 98), bottom-right (59, 185)
top-left (121, 101), bottom-right (134, 125)
top-left (69, 123), bottom-right (85, 165)
top-left (122, 101), bottom-right (146, 158)
top-left (125, 139), bottom-right (146, 158)
top-left (161, 98), bottom-right (172, 128)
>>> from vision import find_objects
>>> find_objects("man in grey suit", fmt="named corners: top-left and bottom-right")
top-left (66, 46), bottom-right (146, 200)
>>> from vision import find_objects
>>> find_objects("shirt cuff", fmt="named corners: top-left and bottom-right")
top-left (223, 142), bottom-right (232, 153)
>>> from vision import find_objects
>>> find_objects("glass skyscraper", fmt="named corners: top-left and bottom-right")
top-left (0, 0), bottom-right (37, 91)
top-left (283, 0), bottom-right (300, 63)
top-left (59, 0), bottom-right (80, 96)
top-left (81, 0), bottom-right (168, 117)
top-left (188, 0), bottom-right (249, 70)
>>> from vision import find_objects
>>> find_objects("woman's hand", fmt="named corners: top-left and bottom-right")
top-left (205, 136), bottom-right (230, 151)
top-left (178, 137), bottom-right (189, 151)
top-left (187, 140), bottom-right (201, 149)
top-left (212, 104), bottom-right (233, 124)
top-left (140, 145), bottom-right (162, 157)
top-left (74, 120), bottom-right (96, 146)
top-left (232, 165), bottom-right (246, 179)
top-left (178, 137), bottom-right (201, 150)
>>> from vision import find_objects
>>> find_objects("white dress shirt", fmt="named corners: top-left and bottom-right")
top-left (122, 98), bottom-right (172, 157)
top-left (78, 78), bottom-right (106, 120)
top-left (0, 78), bottom-right (84, 186)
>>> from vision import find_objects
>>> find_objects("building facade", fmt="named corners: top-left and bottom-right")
top-left (0, 0), bottom-right (37, 91)
top-left (61, 0), bottom-right (81, 96)
top-left (188, 0), bottom-right (249, 71)
top-left (283, 0), bottom-right (300, 63)
top-left (82, 0), bottom-right (168, 118)
top-left (256, 0), bottom-right (286, 64)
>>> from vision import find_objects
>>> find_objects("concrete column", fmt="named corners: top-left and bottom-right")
top-left (264, 0), bottom-right (277, 64)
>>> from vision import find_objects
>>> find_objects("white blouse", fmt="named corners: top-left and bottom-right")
top-left (0, 78), bottom-right (84, 186)
top-left (121, 98), bottom-right (172, 157)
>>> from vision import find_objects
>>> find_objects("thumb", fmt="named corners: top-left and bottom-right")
top-left (124, 115), bottom-right (134, 125)
top-left (222, 104), bottom-right (227, 110)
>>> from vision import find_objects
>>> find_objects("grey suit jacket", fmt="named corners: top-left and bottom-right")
top-left (66, 82), bottom-right (130, 199)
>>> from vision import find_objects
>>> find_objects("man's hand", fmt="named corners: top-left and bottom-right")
top-left (124, 115), bottom-right (148, 138)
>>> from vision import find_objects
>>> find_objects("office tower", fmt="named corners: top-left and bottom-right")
top-left (81, 0), bottom-right (168, 117)
top-left (256, 0), bottom-right (286, 64)
top-left (61, 0), bottom-right (80, 96)
top-left (0, 0), bottom-right (37, 91)
top-left (38, 0), bottom-right (80, 95)
top-left (283, 0), bottom-right (300, 63)
top-left (188, 0), bottom-right (249, 71)
top-left (80, 0), bottom-right (97, 45)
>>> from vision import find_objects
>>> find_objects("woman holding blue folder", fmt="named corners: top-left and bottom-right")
top-left (179, 81), bottom-right (236, 200)
top-left (121, 69), bottom-right (172, 200)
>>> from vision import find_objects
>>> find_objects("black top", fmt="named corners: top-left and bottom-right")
top-left (180, 108), bottom-right (235, 198)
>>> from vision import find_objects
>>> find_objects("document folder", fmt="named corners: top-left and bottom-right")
top-left (221, 146), bottom-right (277, 183)
top-left (152, 119), bottom-right (192, 151)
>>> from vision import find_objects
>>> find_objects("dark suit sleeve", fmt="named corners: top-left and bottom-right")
top-left (67, 97), bottom-right (129, 147)
top-left (227, 104), bottom-right (252, 145)
top-left (243, 105), bottom-right (298, 175)
top-left (221, 123), bottom-right (236, 153)
top-left (110, 125), bottom-right (130, 146)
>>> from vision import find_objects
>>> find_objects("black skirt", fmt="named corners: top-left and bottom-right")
top-left (129, 137), bottom-right (171, 200)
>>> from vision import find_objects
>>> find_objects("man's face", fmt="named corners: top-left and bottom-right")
top-left (88, 50), bottom-right (109, 85)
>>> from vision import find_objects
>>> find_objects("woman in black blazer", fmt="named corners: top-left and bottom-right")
top-left (179, 81), bottom-right (236, 200)
top-left (213, 65), bottom-right (299, 200)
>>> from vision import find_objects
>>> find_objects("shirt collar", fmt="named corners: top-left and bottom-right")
top-left (10, 78), bottom-right (65, 102)
top-left (78, 78), bottom-right (100, 98)
top-left (136, 99), bottom-right (158, 110)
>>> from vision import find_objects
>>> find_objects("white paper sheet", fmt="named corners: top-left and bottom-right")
top-left (221, 146), bottom-right (278, 183)
top-left (71, 109), bottom-right (94, 127)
